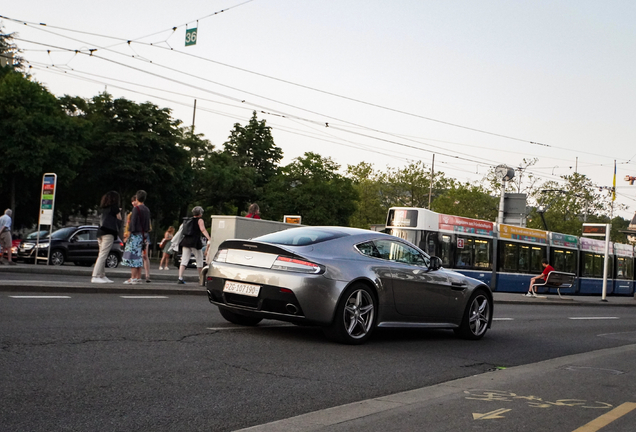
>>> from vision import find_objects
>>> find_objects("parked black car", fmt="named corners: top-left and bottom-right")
top-left (17, 226), bottom-right (123, 267)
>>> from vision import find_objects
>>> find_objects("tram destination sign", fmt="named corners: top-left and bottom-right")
top-left (582, 223), bottom-right (608, 237)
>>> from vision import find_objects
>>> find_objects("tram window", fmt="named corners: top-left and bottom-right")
top-left (455, 237), bottom-right (473, 268)
top-left (617, 257), bottom-right (627, 279)
top-left (530, 247), bottom-right (544, 273)
top-left (501, 242), bottom-right (518, 272)
top-left (519, 246), bottom-right (530, 272)
top-left (592, 254), bottom-right (603, 277)
top-left (626, 259), bottom-right (634, 279)
top-left (583, 253), bottom-right (594, 277)
top-left (440, 235), bottom-right (452, 266)
top-left (563, 250), bottom-right (576, 274)
top-left (552, 250), bottom-right (565, 273)
top-left (474, 239), bottom-right (492, 270)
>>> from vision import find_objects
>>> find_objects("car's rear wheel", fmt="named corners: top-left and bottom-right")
top-left (218, 306), bottom-right (262, 326)
top-left (50, 250), bottom-right (65, 266)
top-left (106, 253), bottom-right (119, 268)
top-left (323, 283), bottom-right (376, 345)
top-left (454, 290), bottom-right (492, 340)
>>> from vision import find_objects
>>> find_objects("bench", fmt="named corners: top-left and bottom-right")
top-left (532, 271), bottom-right (576, 299)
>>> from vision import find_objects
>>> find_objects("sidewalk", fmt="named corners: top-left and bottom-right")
top-left (1, 264), bottom-right (635, 305)
top-left (0, 263), bottom-right (205, 295)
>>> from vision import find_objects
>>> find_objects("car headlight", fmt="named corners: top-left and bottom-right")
top-left (36, 243), bottom-right (49, 248)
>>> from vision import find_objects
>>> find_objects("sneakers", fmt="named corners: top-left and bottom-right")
top-left (91, 277), bottom-right (109, 284)
top-left (531, 292), bottom-right (538, 298)
top-left (164, 267), bottom-right (170, 271)
top-left (524, 292), bottom-right (533, 297)
top-left (159, 266), bottom-right (164, 270)
top-left (177, 279), bottom-right (186, 284)
top-left (145, 278), bottom-right (151, 283)
top-left (124, 278), bottom-right (143, 285)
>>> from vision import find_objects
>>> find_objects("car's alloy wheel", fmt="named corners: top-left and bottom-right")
top-left (50, 250), bottom-right (65, 266)
top-left (455, 291), bottom-right (491, 340)
top-left (324, 283), bottom-right (376, 345)
top-left (106, 253), bottom-right (119, 268)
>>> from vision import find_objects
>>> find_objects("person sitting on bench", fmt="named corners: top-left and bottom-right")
top-left (526, 258), bottom-right (555, 297)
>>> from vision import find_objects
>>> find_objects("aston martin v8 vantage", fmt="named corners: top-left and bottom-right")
top-left (205, 226), bottom-right (493, 344)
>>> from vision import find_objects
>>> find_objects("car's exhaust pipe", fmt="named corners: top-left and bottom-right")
top-left (285, 303), bottom-right (298, 315)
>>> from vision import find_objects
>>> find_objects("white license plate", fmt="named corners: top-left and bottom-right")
top-left (223, 281), bottom-right (261, 297)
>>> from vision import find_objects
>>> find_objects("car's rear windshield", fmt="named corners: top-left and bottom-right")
top-left (254, 228), bottom-right (349, 246)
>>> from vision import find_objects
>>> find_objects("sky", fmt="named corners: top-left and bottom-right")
top-left (2, 0), bottom-right (636, 219)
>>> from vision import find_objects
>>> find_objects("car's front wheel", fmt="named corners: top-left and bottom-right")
top-left (218, 306), bottom-right (262, 326)
top-left (323, 283), bottom-right (376, 345)
top-left (50, 250), bottom-right (65, 266)
top-left (106, 253), bottom-right (119, 268)
top-left (454, 290), bottom-right (492, 340)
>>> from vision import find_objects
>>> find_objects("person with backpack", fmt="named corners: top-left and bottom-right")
top-left (177, 206), bottom-right (211, 284)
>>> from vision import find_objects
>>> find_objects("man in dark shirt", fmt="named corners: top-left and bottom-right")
top-left (526, 258), bottom-right (555, 297)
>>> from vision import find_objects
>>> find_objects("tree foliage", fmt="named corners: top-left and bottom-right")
top-left (264, 152), bottom-right (357, 226)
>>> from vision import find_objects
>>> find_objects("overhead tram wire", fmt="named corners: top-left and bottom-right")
top-left (29, 63), bottom-right (415, 165)
top-left (14, 37), bottom-right (507, 171)
top-left (4, 13), bottom-right (629, 163)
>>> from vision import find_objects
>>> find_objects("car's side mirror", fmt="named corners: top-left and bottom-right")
top-left (429, 256), bottom-right (442, 271)
top-left (70, 237), bottom-right (78, 243)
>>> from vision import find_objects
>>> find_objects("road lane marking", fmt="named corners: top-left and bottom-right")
top-left (9, 295), bottom-right (71, 298)
top-left (493, 318), bottom-right (514, 321)
top-left (472, 408), bottom-right (511, 420)
top-left (569, 317), bottom-right (619, 320)
top-left (120, 295), bottom-right (169, 299)
top-left (572, 402), bottom-right (636, 432)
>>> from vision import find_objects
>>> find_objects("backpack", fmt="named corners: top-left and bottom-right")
top-left (183, 217), bottom-right (198, 236)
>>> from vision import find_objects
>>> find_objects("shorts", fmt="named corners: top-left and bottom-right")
top-left (181, 247), bottom-right (203, 268)
top-left (0, 231), bottom-right (11, 250)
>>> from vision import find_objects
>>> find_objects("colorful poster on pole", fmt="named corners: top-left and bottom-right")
top-left (39, 173), bottom-right (57, 225)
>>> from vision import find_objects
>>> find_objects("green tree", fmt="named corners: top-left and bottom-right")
top-left (222, 111), bottom-right (283, 212)
top-left (0, 24), bottom-right (24, 70)
top-left (346, 162), bottom-right (387, 228)
top-left (432, 181), bottom-right (498, 220)
top-left (62, 93), bottom-right (195, 228)
top-left (0, 68), bottom-right (87, 228)
top-left (264, 152), bottom-right (358, 226)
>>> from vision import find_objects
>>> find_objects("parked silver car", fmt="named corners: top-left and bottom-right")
top-left (205, 227), bottom-right (493, 344)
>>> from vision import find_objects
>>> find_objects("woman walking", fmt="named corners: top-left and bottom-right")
top-left (177, 206), bottom-right (211, 284)
top-left (91, 191), bottom-right (121, 284)
top-left (159, 226), bottom-right (175, 270)
top-left (122, 190), bottom-right (151, 284)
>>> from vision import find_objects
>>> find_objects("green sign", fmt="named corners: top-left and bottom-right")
top-left (185, 28), bottom-right (197, 46)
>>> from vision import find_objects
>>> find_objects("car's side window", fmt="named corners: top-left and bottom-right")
top-left (373, 240), bottom-right (428, 266)
top-left (74, 230), bottom-right (90, 241)
top-left (355, 241), bottom-right (381, 258)
top-left (88, 230), bottom-right (98, 241)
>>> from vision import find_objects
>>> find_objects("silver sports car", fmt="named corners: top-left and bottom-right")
top-left (205, 226), bottom-right (493, 344)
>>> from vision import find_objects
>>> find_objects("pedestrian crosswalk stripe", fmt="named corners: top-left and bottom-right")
top-left (120, 295), bottom-right (169, 299)
top-left (9, 295), bottom-right (71, 298)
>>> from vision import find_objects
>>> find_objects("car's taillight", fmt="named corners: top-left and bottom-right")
top-left (214, 249), bottom-right (228, 262)
top-left (271, 256), bottom-right (321, 274)
top-left (119, 242), bottom-right (124, 247)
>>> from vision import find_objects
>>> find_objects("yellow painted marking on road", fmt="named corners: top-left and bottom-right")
top-left (472, 408), bottom-right (511, 420)
top-left (572, 402), bottom-right (636, 432)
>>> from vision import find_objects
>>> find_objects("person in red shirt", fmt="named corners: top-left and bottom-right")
top-left (526, 258), bottom-right (555, 297)
top-left (245, 203), bottom-right (261, 219)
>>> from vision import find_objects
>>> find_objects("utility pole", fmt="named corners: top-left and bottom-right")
top-left (191, 99), bottom-right (197, 135)
top-left (428, 154), bottom-right (435, 209)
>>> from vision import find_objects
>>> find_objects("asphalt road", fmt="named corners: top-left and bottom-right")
top-left (2, 292), bottom-right (636, 431)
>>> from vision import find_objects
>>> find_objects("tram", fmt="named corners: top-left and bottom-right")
top-left (385, 207), bottom-right (635, 296)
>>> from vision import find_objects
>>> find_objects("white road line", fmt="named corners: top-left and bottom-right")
top-left (493, 318), bottom-right (514, 321)
top-left (120, 295), bottom-right (169, 299)
top-left (569, 317), bottom-right (620, 320)
top-left (9, 295), bottom-right (71, 299)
